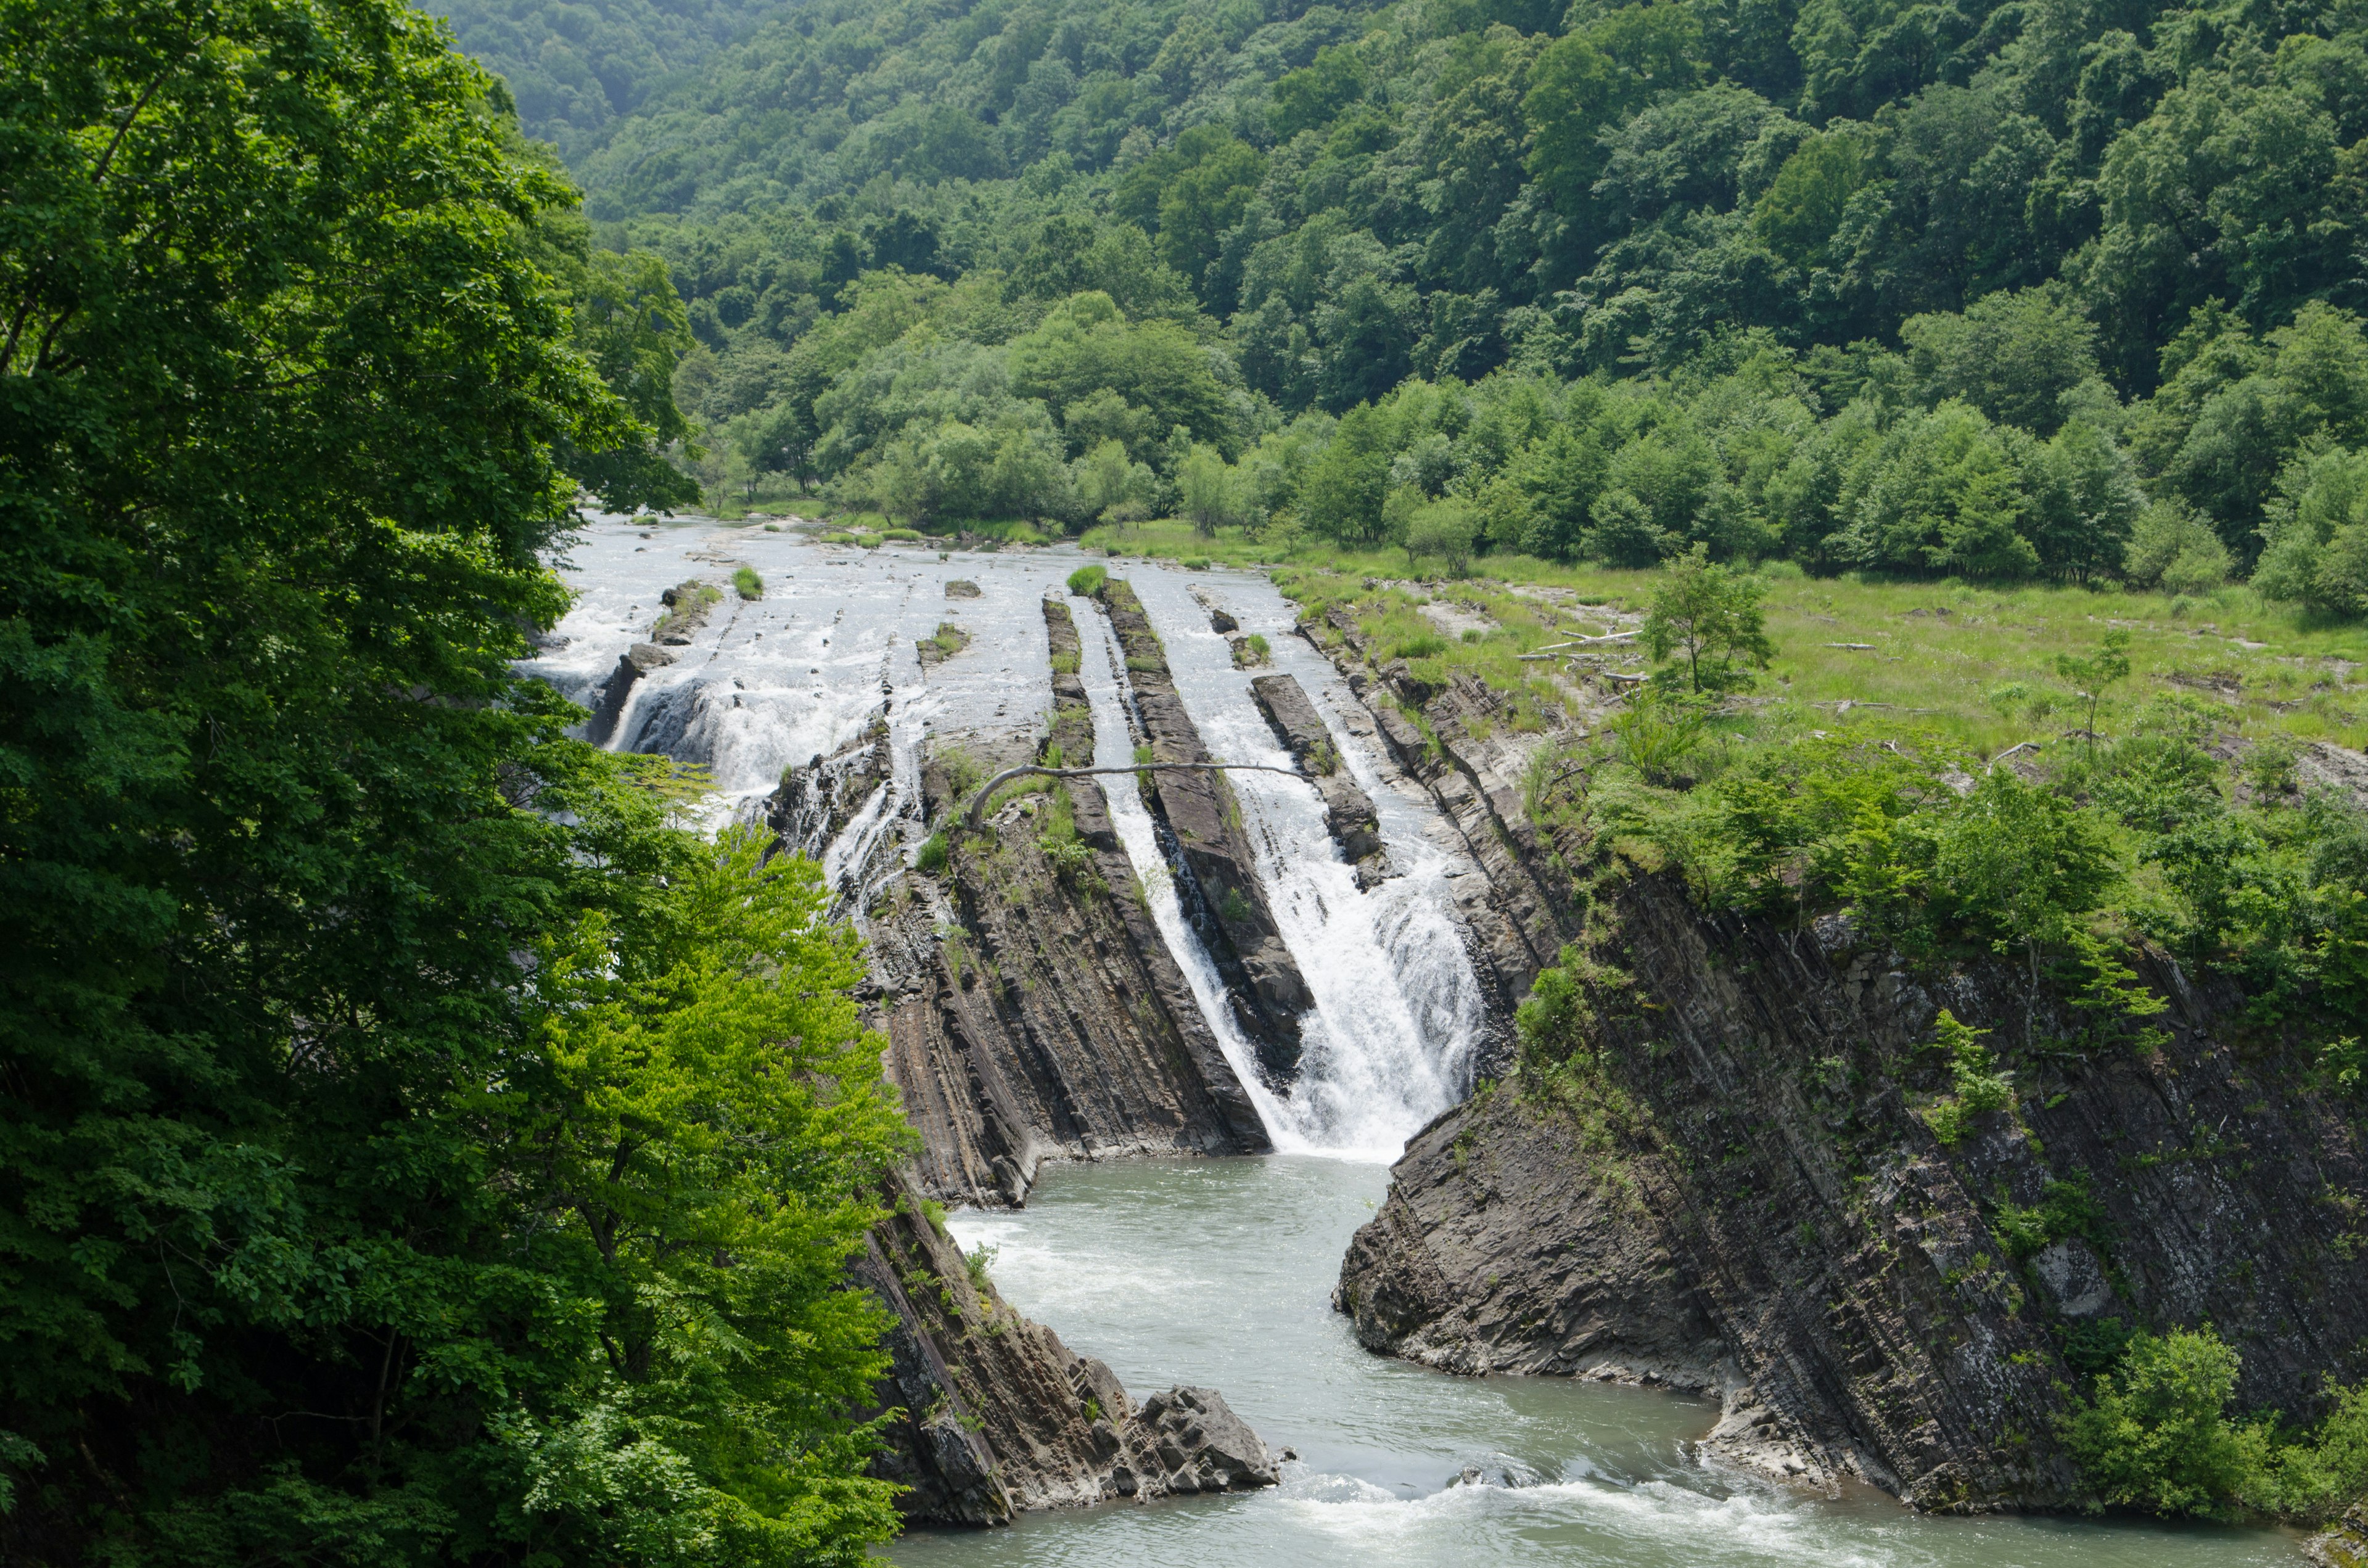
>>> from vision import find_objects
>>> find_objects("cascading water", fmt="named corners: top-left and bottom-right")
top-left (1069, 573), bottom-right (1486, 1157)
top-left (531, 519), bottom-right (2305, 1568)
top-left (530, 515), bottom-right (1485, 1159)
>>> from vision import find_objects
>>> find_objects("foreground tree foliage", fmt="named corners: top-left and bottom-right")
top-left (0, 1), bottom-right (906, 1559)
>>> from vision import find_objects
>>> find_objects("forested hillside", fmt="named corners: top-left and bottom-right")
top-left (436, 0), bottom-right (2368, 608)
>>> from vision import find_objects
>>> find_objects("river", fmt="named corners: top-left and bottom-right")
top-left (902, 1157), bottom-right (2301, 1568)
top-left (529, 516), bottom-right (2309, 1568)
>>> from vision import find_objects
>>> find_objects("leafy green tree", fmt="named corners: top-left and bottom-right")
top-left (1177, 443), bottom-right (1254, 535)
top-left (2054, 628), bottom-right (2134, 738)
top-left (1839, 401), bottom-right (2037, 577)
top-left (0, 2), bottom-right (908, 1555)
top-left (2255, 446), bottom-right (2368, 615)
top-left (1642, 544), bottom-right (1777, 692)
top-left (1271, 45), bottom-right (1368, 141)
top-left (1008, 292), bottom-right (1236, 452)
top-left (1899, 285), bottom-right (2104, 437)
top-left (1749, 123), bottom-right (1877, 269)
top-left (562, 248), bottom-right (704, 511)
top-left (1404, 497), bottom-right (1480, 575)
top-left (1524, 3), bottom-right (1703, 218)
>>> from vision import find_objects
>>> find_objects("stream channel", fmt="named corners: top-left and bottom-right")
top-left (531, 515), bottom-right (2308, 1567)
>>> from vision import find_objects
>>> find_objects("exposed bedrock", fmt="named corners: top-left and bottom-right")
top-left (1302, 603), bottom-right (1591, 1076)
top-left (1335, 871), bottom-right (2368, 1511)
top-left (818, 595), bottom-right (1267, 1212)
top-left (1246, 671), bottom-right (1395, 889)
top-left (857, 1167), bottom-right (1281, 1524)
top-left (766, 716), bottom-right (890, 863)
top-left (1093, 578), bottom-right (1312, 1084)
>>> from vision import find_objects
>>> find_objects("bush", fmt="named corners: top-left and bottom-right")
top-left (1067, 562), bottom-right (1107, 596)
top-left (733, 565), bottom-right (763, 599)
top-left (915, 832), bottom-right (948, 874)
top-left (1404, 497), bottom-right (1478, 576)
top-left (1919, 1009), bottom-right (2014, 1144)
top-left (2064, 1328), bottom-right (2254, 1516)
top-left (2124, 501), bottom-right (2230, 594)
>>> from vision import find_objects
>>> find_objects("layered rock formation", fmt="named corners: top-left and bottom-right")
top-left (766, 716), bottom-right (889, 865)
top-left (1303, 583), bottom-right (2368, 1515)
top-left (788, 595), bottom-right (1268, 1211)
top-left (1334, 866), bottom-right (2368, 1509)
top-left (1303, 602), bottom-right (1592, 1077)
top-left (582, 578), bottom-right (730, 745)
top-left (1248, 671), bottom-right (1393, 889)
top-left (858, 1167), bottom-right (1281, 1523)
top-left (1095, 578), bottom-right (1313, 1083)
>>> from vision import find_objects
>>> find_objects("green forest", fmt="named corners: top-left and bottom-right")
top-left (437, 0), bottom-right (2368, 607)
top-left (10, 0), bottom-right (2368, 1556)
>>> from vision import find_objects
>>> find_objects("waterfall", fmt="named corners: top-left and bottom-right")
top-left (1073, 580), bottom-right (1485, 1160)
top-left (527, 520), bottom-right (1486, 1160)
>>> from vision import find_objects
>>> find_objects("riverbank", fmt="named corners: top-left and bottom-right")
top-left (891, 1157), bottom-right (2304, 1567)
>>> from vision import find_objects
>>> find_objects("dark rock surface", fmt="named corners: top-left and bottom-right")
top-left (847, 596), bottom-right (1268, 1209)
top-left (583, 641), bottom-right (677, 745)
top-left (1094, 578), bottom-right (1312, 1084)
top-left (858, 1167), bottom-right (1280, 1523)
top-left (1305, 603), bottom-right (1590, 1077)
top-left (764, 717), bottom-right (889, 867)
top-left (1248, 672), bottom-right (1394, 889)
top-left (1334, 870), bottom-right (2368, 1510)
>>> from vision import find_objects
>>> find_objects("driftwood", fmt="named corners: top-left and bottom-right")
top-left (1823, 642), bottom-right (1878, 651)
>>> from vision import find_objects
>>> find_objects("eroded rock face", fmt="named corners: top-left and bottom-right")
top-left (1335, 871), bottom-right (2368, 1511)
top-left (858, 1169), bottom-right (1280, 1524)
top-left (1094, 578), bottom-right (1312, 1084)
top-left (764, 718), bottom-right (890, 866)
top-left (1305, 604), bottom-right (1591, 1078)
top-left (583, 641), bottom-right (677, 745)
top-left (851, 597), bottom-right (1268, 1210)
top-left (1248, 672), bottom-right (1394, 889)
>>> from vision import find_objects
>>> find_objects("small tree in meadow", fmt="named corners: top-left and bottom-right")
top-left (1643, 544), bottom-right (1776, 694)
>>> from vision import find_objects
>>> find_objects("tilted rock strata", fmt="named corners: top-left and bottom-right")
top-left (1247, 671), bottom-right (1394, 888)
top-left (1336, 871), bottom-right (2368, 1509)
top-left (1095, 578), bottom-right (1312, 1083)
top-left (1303, 603), bottom-right (1591, 1078)
top-left (765, 717), bottom-right (889, 865)
top-left (858, 1168), bottom-right (1280, 1523)
top-left (813, 597), bottom-right (1267, 1211)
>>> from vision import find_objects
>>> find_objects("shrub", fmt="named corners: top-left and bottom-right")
top-left (915, 832), bottom-right (949, 874)
top-left (1404, 497), bottom-right (1478, 576)
top-left (733, 565), bottom-right (763, 599)
top-left (2063, 1328), bottom-right (2254, 1517)
top-left (1920, 1009), bottom-right (2014, 1144)
top-left (1067, 562), bottom-right (1107, 596)
top-left (1608, 694), bottom-right (1708, 786)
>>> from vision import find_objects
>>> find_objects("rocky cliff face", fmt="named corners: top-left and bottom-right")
top-left (1095, 578), bottom-right (1314, 1085)
top-left (1302, 602), bottom-right (1592, 1078)
top-left (858, 1167), bottom-right (1281, 1524)
top-left (1334, 866), bottom-right (2368, 1510)
top-left (770, 595), bottom-right (1270, 1212)
top-left (1248, 672), bottom-right (1394, 889)
top-left (1301, 582), bottom-right (2368, 1514)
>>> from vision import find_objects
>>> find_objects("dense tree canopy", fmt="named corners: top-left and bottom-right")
top-left (0, 0), bottom-right (904, 1558)
top-left (417, 0), bottom-right (2368, 604)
